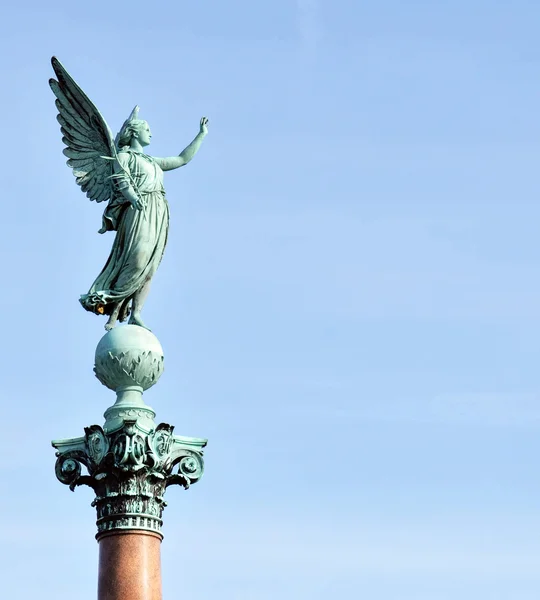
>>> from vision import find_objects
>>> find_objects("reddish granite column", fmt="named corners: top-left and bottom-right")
top-left (98, 531), bottom-right (162, 600)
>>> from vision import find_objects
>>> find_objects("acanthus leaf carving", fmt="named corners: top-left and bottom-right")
top-left (94, 350), bottom-right (164, 392)
top-left (52, 419), bottom-right (206, 539)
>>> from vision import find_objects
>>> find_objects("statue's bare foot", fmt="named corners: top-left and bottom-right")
top-left (104, 302), bottom-right (121, 331)
top-left (128, 312), bottom-right (151, 331)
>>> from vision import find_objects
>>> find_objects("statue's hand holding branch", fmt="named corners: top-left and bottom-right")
top-left (110, 170), bottom-right (143, 210)
top-left (126, 189), bottom-right (144, 211)
top-left (125, 187), bottom-right (147, 221)
top-left (111, 152), bottom-right (145, 212)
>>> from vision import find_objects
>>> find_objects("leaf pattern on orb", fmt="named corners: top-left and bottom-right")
top-left (49, 57), bottom-right (116, 203)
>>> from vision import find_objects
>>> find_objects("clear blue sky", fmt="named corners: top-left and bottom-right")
top-left (1, 0), bottom-right (540, 598)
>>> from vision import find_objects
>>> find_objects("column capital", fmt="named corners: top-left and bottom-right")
top-left (52, 420), bottom-right (206, 540)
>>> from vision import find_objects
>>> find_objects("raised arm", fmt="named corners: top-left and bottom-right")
top-left (154, 117), bottom-right (208, 172)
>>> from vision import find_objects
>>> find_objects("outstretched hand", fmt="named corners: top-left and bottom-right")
top-left (200, 117), bottom-right (209, 135)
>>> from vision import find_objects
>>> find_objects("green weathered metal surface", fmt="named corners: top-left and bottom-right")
top-left (52, 421), bottom-right (206, 540)
top-left (51, 262), bottom-right (208, 539)
top-left (49, 57), bottom-right (208, 332)
top-left (94, 325), bottom-right (164, 433)
top-left (49, 58), bottom-right (209, 540)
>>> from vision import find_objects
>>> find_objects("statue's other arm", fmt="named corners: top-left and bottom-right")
top-left (154, 117), bottom-right (208, 172)
top-left (115, 152), bottom-right (144, 210)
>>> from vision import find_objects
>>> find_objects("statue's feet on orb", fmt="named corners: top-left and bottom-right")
top-left (128, 312), bottom-right (151, 331)
top-left (104, 314), bottom-right (118, 331)
top-left (103, 312), bottom-right (150, 331)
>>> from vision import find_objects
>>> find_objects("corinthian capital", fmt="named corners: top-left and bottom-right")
top-left (52, 420), bottom-right (206, 539)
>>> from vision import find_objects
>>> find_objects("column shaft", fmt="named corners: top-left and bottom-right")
top-left (98, 532), bottom-right (162, 600)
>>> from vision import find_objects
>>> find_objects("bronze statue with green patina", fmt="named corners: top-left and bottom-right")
top-left (49, 57), bottom-right (208, 330)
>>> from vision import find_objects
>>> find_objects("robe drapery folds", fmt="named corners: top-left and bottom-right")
top-left (80, 150), bottom-right (169, 316)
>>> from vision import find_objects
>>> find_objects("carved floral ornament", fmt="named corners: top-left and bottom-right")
top-left (94, 349), bottom-right (164, 391)
top-left (53, 421), bottom-right (206, 539)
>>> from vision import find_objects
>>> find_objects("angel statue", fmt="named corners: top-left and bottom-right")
top-left (49, 56), bottom-right (208, 331)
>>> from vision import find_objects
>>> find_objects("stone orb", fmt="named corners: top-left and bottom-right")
top-left (94, 325), bottom-right (164, 392)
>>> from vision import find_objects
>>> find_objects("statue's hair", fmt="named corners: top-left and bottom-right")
top-left (117, 119), bottom-right (146, 149)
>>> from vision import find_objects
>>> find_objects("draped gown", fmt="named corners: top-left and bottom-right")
top-left (80, 150), bottom-right (169, 316)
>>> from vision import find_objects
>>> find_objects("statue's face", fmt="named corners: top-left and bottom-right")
top-left (137, 121), bottom-right (152, 147)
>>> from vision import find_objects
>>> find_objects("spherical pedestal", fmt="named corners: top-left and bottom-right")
top-left (95, 325), bottom-right (164, 392)
top-left (94, 325), bottom-right (164, 433)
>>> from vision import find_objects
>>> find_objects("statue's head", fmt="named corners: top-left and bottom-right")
top-left (116, 106), bottom-right (152, 149)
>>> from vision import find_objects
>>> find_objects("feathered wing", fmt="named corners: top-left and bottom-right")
top-left (49, 57), bottom-right (116, 203)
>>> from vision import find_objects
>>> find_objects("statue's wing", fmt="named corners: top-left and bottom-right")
top-left (49, 57), bottom-right (116, 203)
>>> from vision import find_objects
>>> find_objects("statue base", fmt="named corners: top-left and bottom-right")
top-left (52, 325), bottom-right (207, 539)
